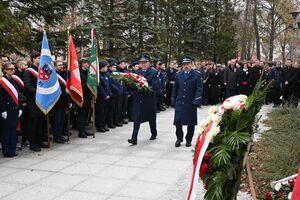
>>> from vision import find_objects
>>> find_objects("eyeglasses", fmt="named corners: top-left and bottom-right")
top-left (57, 64), bottom-right (63, 66)
top-left (6, 68), bottom-right (15, 71)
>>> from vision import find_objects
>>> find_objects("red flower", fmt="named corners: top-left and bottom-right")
top-left (199, 163), bottom-right (209, 177)
top-left (204, 182), bottom-right (208, 189)
top-left (289, 179), bottom-right (295, 190)
top-left (265, 191), bottom-right (272, 200)
top-left (139, 82), bottom-right (144, 86)
top-left (203, 153), bottom-right (212, 162)
top-left (276, 191), bottom-right (283, 198)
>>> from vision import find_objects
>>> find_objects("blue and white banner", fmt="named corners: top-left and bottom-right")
top-left (35, 31), bottom-right (61, 114)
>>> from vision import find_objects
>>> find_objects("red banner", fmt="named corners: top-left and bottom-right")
top-left (66, 35), bottom-right (83, 107)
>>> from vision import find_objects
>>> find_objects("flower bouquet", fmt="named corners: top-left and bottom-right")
top-left (187, 80), bottom-right (270, 200)
top-left (110, 72), bottom-right (151, 94)
top-left (261, 174), bottom-right (297, 200)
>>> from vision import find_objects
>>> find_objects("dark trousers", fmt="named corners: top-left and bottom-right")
top-left (166, 83), bottom-right (174, 106)
top-left (52, 108), bottom-right (66, 139)
top-left (115, 95), bottom-right (123, 124)
top-left (1, 127), bottom-right (17, 156)
top-left (107, 97), bottom-right (116, 126)
top-left (226, 88), bottom-right (237, 98)
top-left (282, 89), bottom-right (297, 106)
top-left (127, 96), bottom-right (133, 121)
top-left (20, 106), bottom-right (30, 143)
top-left (175, 125), bottom-right (195, 143)
top-left (77, 101), bottom-right (91, 131)
top-left (96, 98), bottom-right (109, 128)
top-left (29, 117), bottom-right (43, 147)
top-left (131, 121), bottom-right (157, 140)
top-left (120, 95), bottom-right (128, 120)
top-left (272, 86), bottom-right (281, 106)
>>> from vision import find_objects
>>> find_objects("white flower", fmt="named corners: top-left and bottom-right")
top-left (238, 94), bottom-right (248, 102)
top-left (200, 119), bottom-right (208, 128)
top-left (208, 106), bottom-right (218, 115)
top-left (212, 114), bottom-right (221, 123)
top-left (288, 192), bottom-right (292, 200)
top-left (207, 115), bottom-right (213, 123)
top-left (211, 125), bottom-right (220, 137)
top-left (274, 182), bottom-right (282, 191)
top-left (207, 133), bottom-right (214, 142)
top-left (223, 101), bottom-right (234, 110)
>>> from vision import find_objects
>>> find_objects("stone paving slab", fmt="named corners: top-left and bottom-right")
top-left (0, 105), bottom-right (272, 200)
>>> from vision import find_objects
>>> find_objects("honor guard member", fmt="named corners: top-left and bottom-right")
top-left (128, 54), bottom-right (160, 145)
top-left (171, 56), bottom-right (203, 147)
top-left (96, 61), bottom-right (112, 132)
top-left (0, 63), bottom-right (22, 157)
top-left (77, 59), bottom-right (93, 138)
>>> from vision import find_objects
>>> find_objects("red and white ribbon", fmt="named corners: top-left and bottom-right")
top-left (12, 75), bottom-right (24, 90)
top-left (57, 74), bottom-right (66, 87)
top-left (0, 77), bottom-right (19, 106)
top-left (26, 68), bottom-right (38, 78)
top-left (186, 123), bottom-right (212, 200)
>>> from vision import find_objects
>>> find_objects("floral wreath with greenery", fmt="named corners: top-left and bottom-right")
top-left (194, 80), bottom-right (269, 200)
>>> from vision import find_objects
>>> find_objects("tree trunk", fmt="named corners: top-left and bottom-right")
top-left (268, 3), bottom-right (276, 61)
top-left (253, 0), bottom-right (261, 60)
top-left (240, 0), bottom-right (250, 60)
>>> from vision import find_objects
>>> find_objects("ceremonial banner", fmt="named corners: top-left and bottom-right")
top-left (87, 28), bottom-right (99, 97)
top-left (35, 31), bottom-right (61, 114)
top-left (66, 35), bottom-right (83, 107)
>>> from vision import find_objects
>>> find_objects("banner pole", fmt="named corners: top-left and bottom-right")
top-left (46, 114), bottom-right (51, 149)
top-left (92, 96), bottom-right (96, 138)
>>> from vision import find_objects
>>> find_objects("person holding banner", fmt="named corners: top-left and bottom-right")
top-left (77, 59), bottom-right (93, 138)
top-left (52, 60), bottom-right (68, 143)
top-left (0, 63), bottom-right (22, 157)
top-left (23, 51), bottom-right (44, 152)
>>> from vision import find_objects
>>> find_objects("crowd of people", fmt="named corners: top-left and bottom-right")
top-left (0, 52), bottom-right (299, 157)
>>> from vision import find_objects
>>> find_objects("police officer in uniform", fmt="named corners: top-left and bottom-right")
top-left (171, 56), bottom-right (203, 147)
top-left (128, 55), bottom-right (160, 145)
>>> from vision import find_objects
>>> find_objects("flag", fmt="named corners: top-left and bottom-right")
top-left (35, 31), bottom-right (61, 114)
top-left (87, 28), bottom-right (99, 97)
top-left (66, 35), bottom-right (83, 107)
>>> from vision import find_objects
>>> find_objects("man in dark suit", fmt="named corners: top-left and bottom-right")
top-left (128, 55), bottom-right (160, 145)
top-left (171, 56), bottom-right (203, 147)
top-left (281, 59), bottom-right (298, 107)
top-left (166, 61), bottom-right (177, 107)
top-left (224, 59), bottom-right (238, 98)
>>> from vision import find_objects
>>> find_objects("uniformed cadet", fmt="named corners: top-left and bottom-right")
top-left (128, 54), bottom-right (160, 145)
top-left (96, 61), bottom-right (112, 132)
top-left (107, 62), bottom-right (123, 128)
top-left (171, 56), bottom-right (203, 147)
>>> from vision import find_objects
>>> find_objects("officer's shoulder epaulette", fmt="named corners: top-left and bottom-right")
top-left (176, 71), bottom-right (180, 73)
top-left (195, 70), bottom-right (201, 74)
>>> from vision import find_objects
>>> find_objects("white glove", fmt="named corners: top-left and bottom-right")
top-left (1, 112), bottom-right (7, 119)
top-left (18, 110), bottom-right (22, 117)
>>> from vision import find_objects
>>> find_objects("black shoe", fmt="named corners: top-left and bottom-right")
top-left (84, 130), bottom-right (94, 136)
top-left (122, 120), bottom-right (128, 124)
top-left (39, 143), bottom-right (49, 148)
top-left (175, 141), bottom-right (181, 147)
top-left (78, 131), bottom-right (87, 138)
top-left (115, 123), bottom-right (123, 127)
top-left (128, 139), bottom-right (137, 145)
top-left (104, 127), bottom-right (109, 131)
top-left (161, 107), bottom-right (166, 111)
top-left (30, 146), bottom-right (41, 152)
top-left (54, 138), bottom-right (65, 144)
top-left (186, 142), bottom-right (192, 147)
top-left (97, 128), bottom-right (106, 133)
top-left (3, 154), bottom-right (15, 158)
top-left (149, 135), bottom-right (157, 140)
top-left (156, 110), bottom-right (160, 113)
top-left (60, 136), bottom-right (67, 142)
top-left (108, 125), bottom-right (116, 129)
